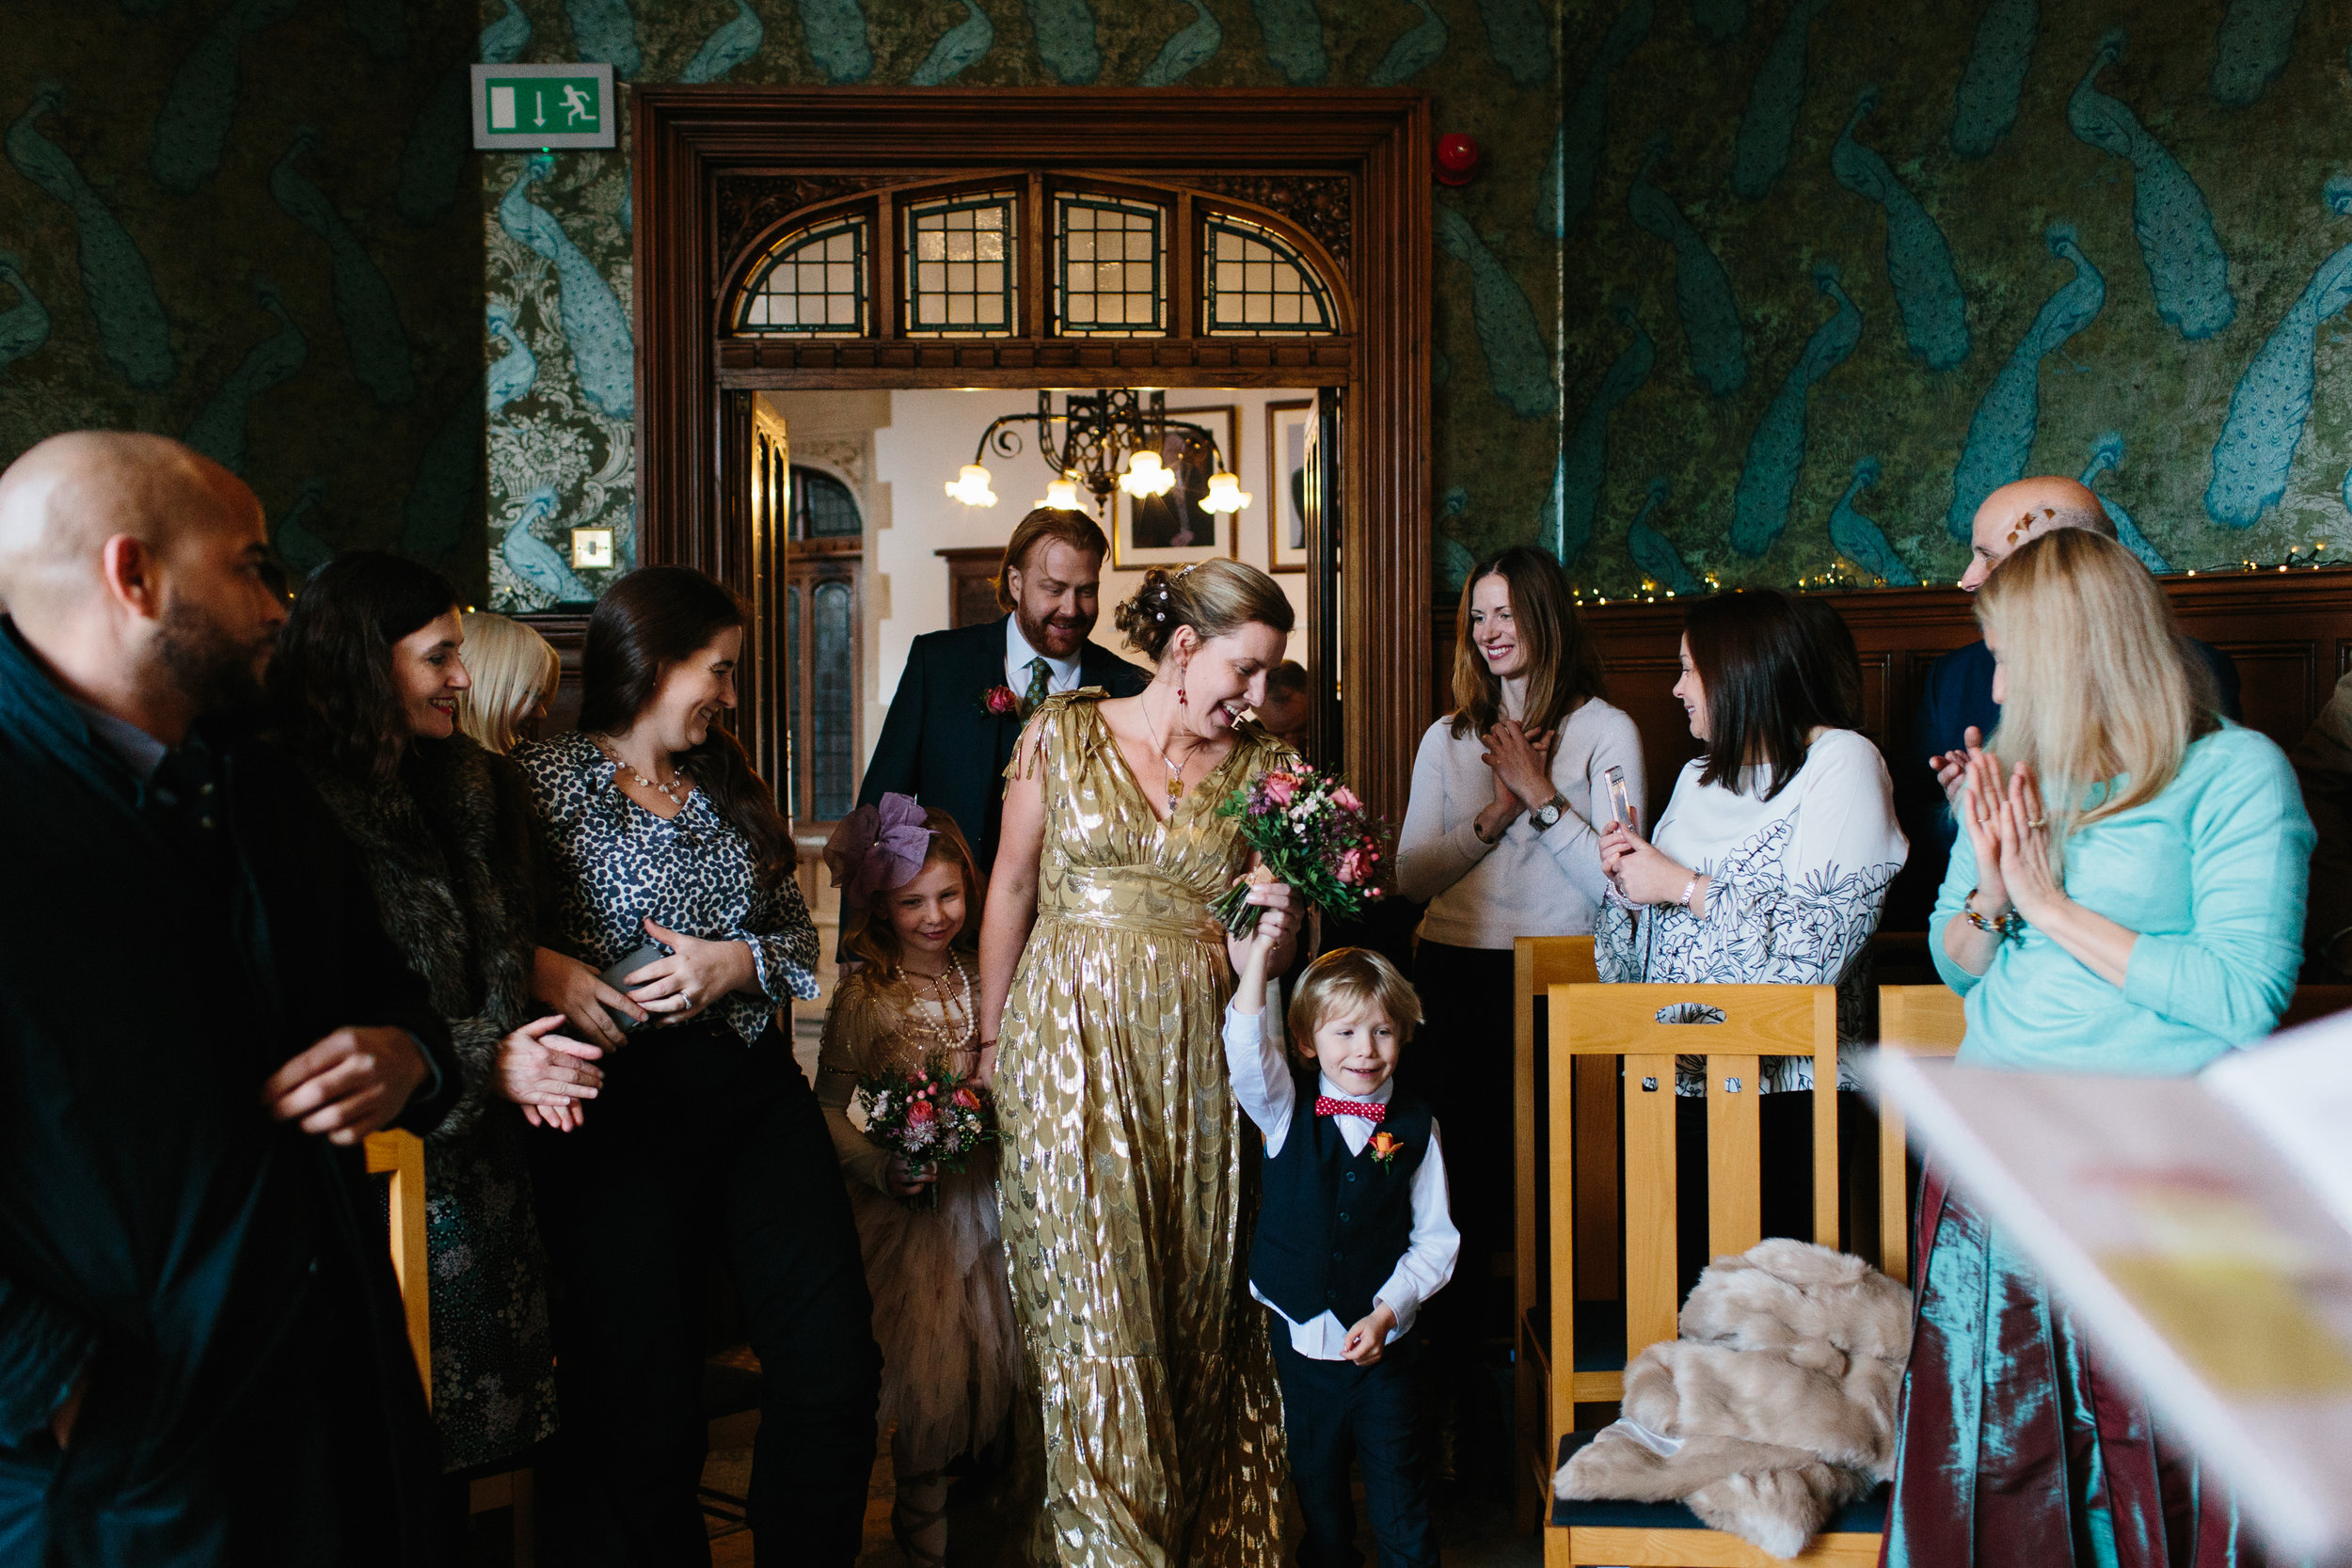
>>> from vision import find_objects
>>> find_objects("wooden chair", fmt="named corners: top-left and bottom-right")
top-left (368, 1128), bottom-right (538, 1564)
top-left (365, 1130), bottom-right (430, 1390)
top-left (1543, 981), bottom-right (1886, 1567)
top-left (1872, 986), bottom-right (1968, 1288)
top-left (1512, 937), bottom-right (1600, 1531)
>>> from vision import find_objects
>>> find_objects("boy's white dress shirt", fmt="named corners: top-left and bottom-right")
top-left (1223, 1003), bottom-right (1459, 1358)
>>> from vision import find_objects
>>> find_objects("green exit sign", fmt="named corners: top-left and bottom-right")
top-left (469, 62), bottom-right (615, 150)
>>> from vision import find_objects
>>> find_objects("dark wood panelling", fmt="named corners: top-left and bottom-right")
top-left (1435, 572), bottom-right (2352, 827)
top-left (937, 546), bottom-right (1003, 630)
top-left (515, 611), bottom-right (589, 738)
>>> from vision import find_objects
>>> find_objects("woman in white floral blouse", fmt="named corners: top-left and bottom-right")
top-left (1597, 590), bottom-right (1905, 1273)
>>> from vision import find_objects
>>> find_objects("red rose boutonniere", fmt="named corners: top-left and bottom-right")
top-left (979, 685), bottom-right (1023, 720)
top-left (1368, 1130), bottom-right (1403, 1168)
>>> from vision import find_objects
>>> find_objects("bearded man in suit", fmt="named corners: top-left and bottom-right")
top-left (861, 507), bottom-right (1148, 871)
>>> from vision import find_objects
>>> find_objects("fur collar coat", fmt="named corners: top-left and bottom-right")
top-left (303, 734), bottom-right (538, 1144)
top-left (1556, 1238), bottom-right (1912, 1560)
top-left (301, 733), bottom-right (559, 1469)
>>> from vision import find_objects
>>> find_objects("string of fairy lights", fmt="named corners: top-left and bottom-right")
top-left (1558, 541), bottom-right (2341, 606)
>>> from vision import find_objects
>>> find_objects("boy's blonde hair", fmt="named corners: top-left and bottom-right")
top-left (1287, 946), bottom-right (1422, 1047)
top-left (457, 610), bottom-right (561, 754)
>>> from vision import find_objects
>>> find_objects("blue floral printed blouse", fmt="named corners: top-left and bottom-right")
top-left (516, 730), bottom-right (819, 1046)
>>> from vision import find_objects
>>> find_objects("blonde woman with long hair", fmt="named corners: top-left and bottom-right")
top-left (1887, 528), bottom-right (2312, 1565)
top-left (455, 610), bottom-right (559, 753)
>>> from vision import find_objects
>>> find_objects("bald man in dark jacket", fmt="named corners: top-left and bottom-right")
top-left (0, 434), bottom-right (457, 1566)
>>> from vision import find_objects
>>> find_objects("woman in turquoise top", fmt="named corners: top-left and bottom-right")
top-left (1886, 530), bottom-right (2312, 1568)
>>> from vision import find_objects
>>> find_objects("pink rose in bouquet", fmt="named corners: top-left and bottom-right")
top-left (1262, 772), bottom-right (1297, 806)
top-left (1337, 847), bottom-right (1371, 886)
top-left (854, 1054), bottom-right (999, 1209)
top-left (1333, 785), bottom-right (1363, 812)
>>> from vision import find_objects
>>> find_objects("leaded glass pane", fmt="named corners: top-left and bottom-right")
top-left (790, 467), bottom-right (861, 540)
top-left (784, 584), bottom-right (802, 820)
top-left (1055, 195), bottom-right (1165, 338)
top-left (1200, 215), bottom-right (1337, 337)
top-left (904, 192), bottom-right (1018, 338)
top-left (737, 215), bottom-right (869, 338)
top-left (811, 580), bottom-right (855, 819)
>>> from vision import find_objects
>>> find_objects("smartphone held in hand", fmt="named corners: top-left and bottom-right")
top-left (1605, 765), bottom-right (1637, 837)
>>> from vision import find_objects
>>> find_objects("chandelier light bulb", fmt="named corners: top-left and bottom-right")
top-left (1200, 471), bottom-right (1253, 515)
top-left (1120, 450), bottom-right (1173, 499)
top-left (1041, 474), bottom-right (1081, 510)
top-left (946, 463), bottom-right (998, 508)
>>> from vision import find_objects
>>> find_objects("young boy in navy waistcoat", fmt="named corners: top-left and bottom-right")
top-left (1227, 930), bottom-right (1458, 1568)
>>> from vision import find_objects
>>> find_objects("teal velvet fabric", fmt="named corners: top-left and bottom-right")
top-left (1883, 1171), bottom-right (2289, 1568)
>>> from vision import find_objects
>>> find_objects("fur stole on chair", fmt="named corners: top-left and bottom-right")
top-left (300, 735), bottom-right (539, 1145)
top-left (1555, 1238), bottom-right (1913, 1560)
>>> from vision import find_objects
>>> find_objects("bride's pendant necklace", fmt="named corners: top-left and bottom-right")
top-left (1151, 689), bottom-right (1190, 809)
top-left (593, 734), bottom-right (689, 810)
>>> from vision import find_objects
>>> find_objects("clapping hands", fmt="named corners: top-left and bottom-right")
top-left (1956, 748), bottom-right (2063, 925)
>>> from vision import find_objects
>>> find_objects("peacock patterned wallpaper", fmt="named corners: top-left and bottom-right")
top-left (1561, 0), bottom-right (2352, 594)
top-left (0, 0), bottom-right (490, 601)
top-left (473, 0), bottom-right (1566, 610)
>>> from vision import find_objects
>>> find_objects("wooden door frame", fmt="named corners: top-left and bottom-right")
top-left (630, 86), bottom-right (1433, 818)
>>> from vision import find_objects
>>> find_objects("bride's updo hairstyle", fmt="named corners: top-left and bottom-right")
top-left (1112, 558), bottom-right (1295, 661)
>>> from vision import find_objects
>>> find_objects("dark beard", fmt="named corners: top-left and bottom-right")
top-left (1015, 605), bottom-right (1092, 655)
top-left (155, 595), bottom-right (270, 719)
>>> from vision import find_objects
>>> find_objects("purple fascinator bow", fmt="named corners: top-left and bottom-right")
top-left (823, 792), bottom-right (933, 906)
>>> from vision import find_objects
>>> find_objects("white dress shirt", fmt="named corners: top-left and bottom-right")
top-left (1222, 1004), bottom-right (1459, 1359)
top-left (1005, 617), bottom-right (1082, 698)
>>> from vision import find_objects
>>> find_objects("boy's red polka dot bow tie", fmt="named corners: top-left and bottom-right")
top-left (1314, 1096), bottom-right (1387, 1123)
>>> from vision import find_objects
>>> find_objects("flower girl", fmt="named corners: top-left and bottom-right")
top-left (816, 794), bottom-right (1016, 1568)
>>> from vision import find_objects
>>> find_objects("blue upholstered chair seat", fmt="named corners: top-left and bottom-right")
top-left (1549, 1431), bottom-right (1890, 1533)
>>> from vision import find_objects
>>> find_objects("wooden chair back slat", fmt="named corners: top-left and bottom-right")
top-left (365, 1129), bottom-right (431, 1399)
top-left (1874, 986), bottom-right (1968, 1287)
top-left (1704, 1053), bottom-right (1762, 1261)
top-left (1516, 937), bottom-right (1599, 1332)
top-left (1546, 981), bottom-right (1839, 1459)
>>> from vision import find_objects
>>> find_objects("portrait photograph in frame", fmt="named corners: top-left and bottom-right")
top-left (1265, 400), bottom-right (1313, 573)
top-left (1113, 404), bottom-right (1238, 569)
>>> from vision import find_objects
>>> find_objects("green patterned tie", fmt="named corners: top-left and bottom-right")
top-left (1021, 656), bottom-right (1051, 719)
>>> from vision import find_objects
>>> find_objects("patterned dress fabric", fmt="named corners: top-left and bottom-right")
top-left (1597, 728), bottom-right (1906, 1093)
top-left (814, 968), bottom-right (1019, 1472)
top-left (514, 729), bottom-right (821, 1041)
top-left (996, 690), bottom-right (1290, 1567)
top-left (1882, 1169), bottom-right (2280, 1568)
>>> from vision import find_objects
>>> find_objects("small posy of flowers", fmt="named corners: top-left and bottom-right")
top-left (979, 685), bottom-right (1024, 719)
top-left (1368, 1130), bottom-right (1403, 1168)
top-left (1207, 764), bottom-right (1393, 936)
top-left (855, 1054), bottom-right (999, 1210)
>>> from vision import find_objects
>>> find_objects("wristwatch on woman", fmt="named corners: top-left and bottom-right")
top-left (1530, 794), bottom-right (1566, 833)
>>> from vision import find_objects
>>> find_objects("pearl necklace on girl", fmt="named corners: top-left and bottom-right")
top-left (898, 950), bottom-right (976, 1053)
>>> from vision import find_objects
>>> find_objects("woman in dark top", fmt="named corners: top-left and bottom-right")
top-left (515, 565), bottom-right (881, 1567)
top-left (267, 552), bottom-right (601, 1543)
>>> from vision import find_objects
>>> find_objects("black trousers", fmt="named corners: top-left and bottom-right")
top-left (527, 1021), bottom-right (881, 1567)
top-left (1270, 1328), bottom-right (1438, 1568)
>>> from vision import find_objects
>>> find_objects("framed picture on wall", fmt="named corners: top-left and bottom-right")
top-left (1265, 400), bottom-right (1313, 573)
top-left (1113, 404), bottom-right (1239, 569)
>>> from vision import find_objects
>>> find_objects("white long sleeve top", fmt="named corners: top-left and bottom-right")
top-left (1222, 1003), bottom-right (1459, 1358)
top-left (1394, 697), bottom-right (1645, 949)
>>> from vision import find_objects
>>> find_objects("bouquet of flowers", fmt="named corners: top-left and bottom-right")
top-left (854, 1055), bottom-right (998, 1210)
top-left (1206, 765), bottom-right (1393, 936)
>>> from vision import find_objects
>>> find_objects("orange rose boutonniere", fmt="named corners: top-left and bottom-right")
top-left (1368, 1130), bottom-right (1403, 1168)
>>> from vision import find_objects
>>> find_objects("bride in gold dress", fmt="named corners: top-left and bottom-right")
top-left (977, 559), bottom-right (1306, 1566)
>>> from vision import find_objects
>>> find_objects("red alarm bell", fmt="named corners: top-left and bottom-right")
top-left (1436, 133), bottom-right (1483, 187)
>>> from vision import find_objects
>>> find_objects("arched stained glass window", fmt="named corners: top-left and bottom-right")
top-left (738, 214), bottom-right (869, 337)
top-left (782, 583), bottom-right (802, 820)
top-left (1201, 214), bottom-right (1337, 336)
top-left (789, 466), bottom-right (861, 539)
top-left (904, 190), bottom-right (1019, 337)
top-left (810, 579), bottom-right (855, 820)
top-left (1054, 194), bottom-right (1165, 337)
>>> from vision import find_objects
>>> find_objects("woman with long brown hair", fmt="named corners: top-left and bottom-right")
top-left (1392, 545), bottom-right (1640, 1481)
top-left (1886, 529), bottom-right (2310, 1565)
top-left (516, 565), bottom-right (880, 1565)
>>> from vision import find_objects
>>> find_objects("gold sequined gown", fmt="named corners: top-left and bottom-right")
top-left (998, 690), bottom-right (1289, 1567)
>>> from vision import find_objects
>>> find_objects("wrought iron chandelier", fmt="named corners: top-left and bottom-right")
top-left (946, 388), bottom-right (1251, 515)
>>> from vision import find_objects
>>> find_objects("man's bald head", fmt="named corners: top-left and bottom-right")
top-left (1962, 476), bottom-right (2116, 591)
top-left (0, 433), bottom-right (261, 623)
top-left (0, 432), bottom-right (283, 739)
